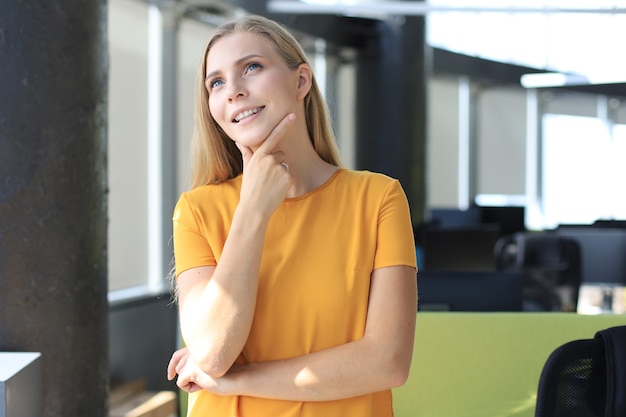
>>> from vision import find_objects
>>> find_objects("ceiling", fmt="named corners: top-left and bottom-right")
top-left (265, 1), bottom-right (626, 96)
top-left (196, 0), bottom-right (626, 96)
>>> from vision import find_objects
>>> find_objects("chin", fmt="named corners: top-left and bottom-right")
top-left (232, 130), bottom-right (272, 148)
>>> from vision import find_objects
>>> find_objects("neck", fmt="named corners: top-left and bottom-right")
top-left (285, 156), bottom-right (339, 198)
top-left (279, 130), bottom-right (339, 198)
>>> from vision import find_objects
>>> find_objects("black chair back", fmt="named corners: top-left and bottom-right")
top-left (535, 325), bottom-right (626, 417)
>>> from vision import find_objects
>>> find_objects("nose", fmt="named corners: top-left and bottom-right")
top-left (226, 79), bottom-right (247, 102)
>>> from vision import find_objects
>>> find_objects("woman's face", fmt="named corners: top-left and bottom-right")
top-left (205, 31), bottom-right (302, 149)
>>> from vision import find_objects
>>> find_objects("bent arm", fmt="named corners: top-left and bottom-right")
top-left (177, 115), bottom-right (295, 378)
top-left (186, 265), bottom-right (417, 400)
top-left (177, 205), bottom-right (269, 378)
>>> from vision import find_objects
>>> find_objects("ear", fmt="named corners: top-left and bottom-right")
top-left (295, 64), bottom-right (313, 100)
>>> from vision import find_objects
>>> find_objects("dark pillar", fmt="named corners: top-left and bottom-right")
top-left (355, 15), bottom-right (429, 225)
top-left (0, 1), bottom-right (109, 416)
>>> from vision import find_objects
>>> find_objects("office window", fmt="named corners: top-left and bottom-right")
top-left (542, 114), bottom-right (624, 228)
top-left (108, 0), bottom-right (227, 298)
top-left (426, 0), bottom-right (626, 82)
top-left (108, 0), bottom-right (150, 292)
top-left (611, 124), bottom-right (626, 219)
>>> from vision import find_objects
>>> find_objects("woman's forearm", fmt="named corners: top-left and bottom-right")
top-left (220, 334), bottom-right (411, 401)
top-left (218, 265), bottom-right (417, 401)
top-left (178, 204), bottom-right (269, 378)
top-left (173, 266), bottom-right (416, 401)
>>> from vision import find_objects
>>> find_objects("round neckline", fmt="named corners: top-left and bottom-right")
top-left (283, 168), bottom-right (345, 203)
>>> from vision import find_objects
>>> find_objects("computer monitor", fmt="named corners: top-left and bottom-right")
top-left (417, 270), bottom-right (524, 312)
top-left (420, 226), bottom-right (501, 272)
top-left (556, 228), bottom-right (626, 285)
top-left (429, 207), bottom-right (481, 228)
top-left (478, 205), bottom-right (526, 236)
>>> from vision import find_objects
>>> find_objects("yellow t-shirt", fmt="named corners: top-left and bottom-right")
top-left (173, 169), bottom-right (417, 417)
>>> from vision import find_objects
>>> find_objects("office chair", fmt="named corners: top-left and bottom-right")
top-left (535, 325), bottom-right (626, 417)
top-left (494, 232), bottom-right (582, 311)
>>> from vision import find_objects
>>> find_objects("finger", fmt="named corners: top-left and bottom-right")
top-left (179, 381), bottom-right (202, 394)
top-left (177, 376), bottom-right (193, 391)
top-left (177, 371), bottom-right (204, 393)
top-left (257, 113), bottom-right (295, 154)
top-left (187, 383), bottom-right (203, 393)
top-left (167, 347), bottom-right (189, 380)
top-left (175, 355), bottom-right (188, 375)
top-left (235, 141), bottom-right (253, 168)
top-left (167, 363), bottom-right (175, 380)
top-left (167, 349), bottom-right (185, 380)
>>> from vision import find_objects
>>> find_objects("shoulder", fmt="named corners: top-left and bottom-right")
top-left (180, 176), bottom-right (241, 203)
top-left (174, 176), bottom-right (241, 218)
top-left (324, 169), bottom-right (407, 211)
top-left (335, 169), bottom-right (403, 193)
top-left (337, 168), bottom-right (396, 183)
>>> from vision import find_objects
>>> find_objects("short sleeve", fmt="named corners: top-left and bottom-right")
top-left (172, 193), bottom-right (216, 277)
top-left (373, 180), bottom-right (417, 271)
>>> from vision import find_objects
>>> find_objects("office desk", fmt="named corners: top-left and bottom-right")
top-left (393, 312), bottom-right (626, 417)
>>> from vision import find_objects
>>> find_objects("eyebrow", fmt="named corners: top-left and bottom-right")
top-left (205, 53), bottom-right (263, 80)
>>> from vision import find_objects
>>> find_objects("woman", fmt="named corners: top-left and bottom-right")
top-left (167, 14), bottom-right (418, 417)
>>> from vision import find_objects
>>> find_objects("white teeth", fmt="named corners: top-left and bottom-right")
top-left (234, 107), bottom-right (262, 122)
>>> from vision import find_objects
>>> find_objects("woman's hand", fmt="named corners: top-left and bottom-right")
top-left (167, 347), bottom-right (202, 393)
top-left (236, 113), bottom-right (295, 219)
top-left (167, 347), bottom-right (226, 394)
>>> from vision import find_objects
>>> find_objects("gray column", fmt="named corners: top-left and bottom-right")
top-left (355, 15), bottom-right (429, 225)
top-left (0, 1), bottom-right (109, 416)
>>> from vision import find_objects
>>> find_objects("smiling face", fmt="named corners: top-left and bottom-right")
top-left (204, 31), bottom-right (305, 149)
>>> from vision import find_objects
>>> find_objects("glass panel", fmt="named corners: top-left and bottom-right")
top-left (108, 0), bottom-right (150, 291)
top-left (542, 114), bottom-right (612, 228)
top-left (610, 124), bottom-right (626, 219)
top-left (426, 0), bottom-right (626, 81)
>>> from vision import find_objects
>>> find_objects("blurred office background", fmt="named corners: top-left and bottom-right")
top-left (3, 1), bottom-right (625, 415)
top-left (105, 0), bottom-right (626, 390)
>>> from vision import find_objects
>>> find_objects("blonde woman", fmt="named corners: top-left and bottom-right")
top-left (167, 14), bottom-right (417, 417)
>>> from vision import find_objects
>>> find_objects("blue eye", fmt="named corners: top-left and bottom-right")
top-left (245, 62), bottom-right (262, 73)
top-left (209, 78), bottom-right (224, 90)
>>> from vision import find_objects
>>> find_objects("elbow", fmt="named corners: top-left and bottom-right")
top-left (387, 361), bottom-right (411, 388)
top-left (389, 365), bottom-right (411, 388)
top-left (197, 359), bottom-right (230, 379)
top-left (190, 347), bottom-right (233, 379)
top-left (382, 350), bottom-right (413, 388)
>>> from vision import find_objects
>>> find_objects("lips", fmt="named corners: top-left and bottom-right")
top-left (233, 106), bottom-right (264, 123)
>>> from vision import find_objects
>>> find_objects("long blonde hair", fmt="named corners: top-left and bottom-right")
top-left (188, 15), bottom-right (343, 189)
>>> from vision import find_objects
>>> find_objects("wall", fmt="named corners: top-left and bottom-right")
top-left (477, 85), bottom-right (527, 196)
top-left (108, 0), bottom-right (150, 292)
top-left (176, 18), bottom-right (216, 194)
top-left (427, 75), bottom-right (462, 207)
top-left (427, 76), bottom-right (530, 207)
